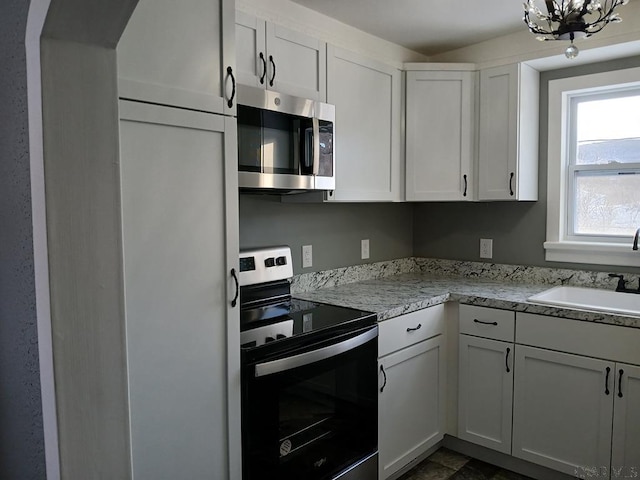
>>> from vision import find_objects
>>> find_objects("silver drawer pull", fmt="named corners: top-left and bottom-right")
top-left (473, 319), bottom-right (498, 326)
top-left (406, 324), bottom-right (422, 332)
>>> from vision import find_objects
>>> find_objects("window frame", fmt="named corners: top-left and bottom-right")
top-left (566, 89), bottom-right (640, 242)
top-left (545, 66), bottom-right (640, 267)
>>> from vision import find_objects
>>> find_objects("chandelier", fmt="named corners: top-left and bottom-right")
top-left (523, 0), bottom-right (629, 59)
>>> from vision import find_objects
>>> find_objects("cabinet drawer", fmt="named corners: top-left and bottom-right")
top-left (378, 304), bottom-right (445, 358)
top-left (459, 305), bottom-right (515, 342)
top-left (516, 312), bottom-right (640, 365)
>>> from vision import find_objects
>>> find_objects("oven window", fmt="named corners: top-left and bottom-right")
top-left (238, 105), bottom-right (314, 175)
top-left (242, 333), bottom-right (377, 480)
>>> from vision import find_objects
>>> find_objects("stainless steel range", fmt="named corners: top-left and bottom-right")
top-left (239, 246), bottom-right (379, 480)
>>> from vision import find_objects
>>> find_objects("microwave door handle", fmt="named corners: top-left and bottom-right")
top-left (312, 116), bottom-right (320, 176)
top-left (254, 327), bottom-right (377, 377)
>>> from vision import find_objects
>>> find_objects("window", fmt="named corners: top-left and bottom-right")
top-left (546, 67), bottom-right (640, 267)
top-left (569, 91), bottom-right (640, 239)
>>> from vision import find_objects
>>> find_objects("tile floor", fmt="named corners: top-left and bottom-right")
top-left (397, 448), bottom-right (534, 480)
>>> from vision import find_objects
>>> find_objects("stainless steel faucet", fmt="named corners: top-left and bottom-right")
top-left (634, 228), bottom-right (640, 250)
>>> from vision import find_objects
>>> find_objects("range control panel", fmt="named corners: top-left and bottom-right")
top-left (238, 246), bottom-right (293, 287)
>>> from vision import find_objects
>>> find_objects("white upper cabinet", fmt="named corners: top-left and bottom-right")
top-left (235, 11), bottom-right (326, 101)
top-left (117, 0), bottom-right (236, 116)
top-left (405, 68), bottom-right (476, 201)
top-left (478, 63), bottom-right (539, 201)
top-left (326, 46), bottom-right (402, 202)
top-left (235, 11), bottom-right (266, 89)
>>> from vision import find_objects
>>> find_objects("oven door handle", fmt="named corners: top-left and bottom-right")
top-left (254, 326), bottom-right (377, 377)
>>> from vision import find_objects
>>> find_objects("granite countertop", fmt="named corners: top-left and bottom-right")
top-left (293, 271), bottom-right (640, 329)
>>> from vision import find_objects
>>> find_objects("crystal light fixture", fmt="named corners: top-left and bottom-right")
top-left (523, 0), bottom-right (628, 59)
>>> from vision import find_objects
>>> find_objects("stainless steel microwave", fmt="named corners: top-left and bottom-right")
top-left (237, 85), bottom-right (335, 193)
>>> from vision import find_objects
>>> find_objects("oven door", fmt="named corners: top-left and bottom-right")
top-left (241, 325), bottom-right (378, 480)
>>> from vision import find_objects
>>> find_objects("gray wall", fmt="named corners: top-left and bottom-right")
top-left (0, 0), bottom-right (47, 478)
top-left (239, 194), bottom-right (414, 273)
top-left (414, 55), bottom-right (640, 274)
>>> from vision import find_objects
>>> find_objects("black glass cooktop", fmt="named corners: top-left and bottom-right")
top-left (240, 297), bottom-right (376, 353)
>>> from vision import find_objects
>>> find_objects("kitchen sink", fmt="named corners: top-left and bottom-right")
top-left (527, 285), bottom-right (640, 317)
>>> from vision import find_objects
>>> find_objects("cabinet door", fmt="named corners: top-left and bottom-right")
top-left (117, 0), bottom-right (236, 116)
top-left (612, 363), bottom-right (640, 477)
top-left (458, 335), bottom-right (513, 454)
top-left (235, 11), bottom-right (267, 88)
top-left (512, 345), bottom-right (614, 478)
top-left (478, 64), bottom-right (518, 201)
top-left (119, 101), bottom-right (240, 480)
top-left (478, 63), bottom-right (538, 201)
top-left (379, 335), bottom-right (445, 479)
top-left (327, 46), bottom-right (402, 202)
top-left (266, 22), bottom-right (326, 101)
top-left (406, 70), bottom-right (475, 201)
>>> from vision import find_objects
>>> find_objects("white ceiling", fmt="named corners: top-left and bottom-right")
top-left (289, 0), bottom-right (527, 56)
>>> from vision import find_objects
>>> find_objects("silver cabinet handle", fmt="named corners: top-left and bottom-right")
top-left (254, 326), bottom-right (377, 377)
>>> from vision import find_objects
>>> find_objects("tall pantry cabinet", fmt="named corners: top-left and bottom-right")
top-left (117, 0), bottom-right (241, 479)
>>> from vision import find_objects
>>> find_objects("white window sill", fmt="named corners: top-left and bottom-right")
top-left (544, 241), bottom-right (640, 267)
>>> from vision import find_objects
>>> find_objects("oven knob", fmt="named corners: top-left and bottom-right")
top-left (265, 336), bottom-right (275, 343)
top-left (276, 256), bottom-right (287, 266)
top-left (264, 257), bottom-right (275, 268)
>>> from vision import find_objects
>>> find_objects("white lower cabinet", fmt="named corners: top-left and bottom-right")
top-left (458, 335), bottom-right (513, 454)
top-left (378, 307), bottom-right (445, 479)
top-left (512, 346), bottom-right (614, 478)
top-left (512, 313), bottom-right (640, 480)
top-left (611, 363), bottom-right (640, 478)
top-left (453, 308), bottom-right (640, 479)
top-left (457, 305), bottom-right (515, 455)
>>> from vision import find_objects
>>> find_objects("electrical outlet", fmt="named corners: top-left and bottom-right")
top-left (361, 239), bottom-right (370, 260)
top-left (302, 245), bottom-right (313, 268)
top-left (480, 238), bottom-right (493, 259)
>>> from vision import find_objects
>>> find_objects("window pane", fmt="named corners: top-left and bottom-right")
top-left (574, 172), bottom-right (640, 236)
top-left (576, 95), bottom-right (640, 165)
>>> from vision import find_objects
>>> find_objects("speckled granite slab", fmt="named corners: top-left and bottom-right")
top-left (291, 257), bottom-right (417, 293)
top-left (414, 258), bottom-right (639, 290)
top-left (291, 258), bottom-right (640, 328)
